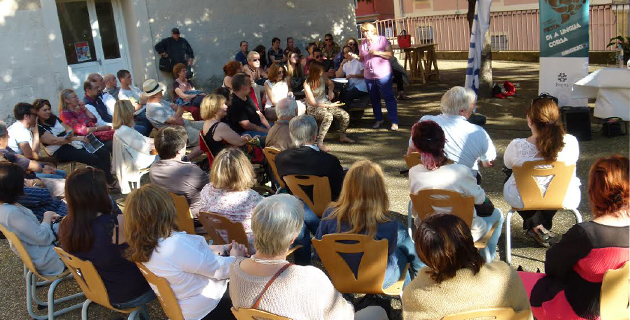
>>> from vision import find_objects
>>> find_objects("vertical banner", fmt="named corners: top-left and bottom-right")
top-left (465, 0), bottom-right (493, 96)
top-left (538, 0), bottom-right (590, 107)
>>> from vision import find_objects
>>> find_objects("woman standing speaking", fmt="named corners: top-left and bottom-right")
top-left (352, 22), bottom-right (399, 130)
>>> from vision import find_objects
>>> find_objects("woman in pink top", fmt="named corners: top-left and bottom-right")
top-left (353, 22), bottom-right (399, 130)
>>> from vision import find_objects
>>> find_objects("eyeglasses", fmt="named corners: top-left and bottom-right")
top-left (348, 43), bottom-right (356, 46)
top-left (252, 59), bottom-right (259, 62)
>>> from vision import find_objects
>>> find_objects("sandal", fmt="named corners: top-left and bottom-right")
top-left (526, 228), bottom-right (551, 248)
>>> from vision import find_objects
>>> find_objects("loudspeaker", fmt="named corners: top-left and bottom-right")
top-left (561, 106), bottom-right (591, 141)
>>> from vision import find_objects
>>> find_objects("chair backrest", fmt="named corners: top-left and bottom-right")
top-left (404, 152), bottom-right (422, 169)
top-left (283, 175), bottom-right (331, 218)
top-left (169, 193), bottom-right (196, 234)
top-left (312, 234), bottom-right (389, 294)
top-left (53, 247), bottom-right (118, 311)
top-left (136, 262), bottom-right (185, 320)
top-left (512, 160), bottom-right (575, 210)
top-left (600, 261), bottom-right (630, 320)
top-left (198, 131), bottom-right (215, 167)
top-left (409, 189), bottom-right (475, 229)
top-left (441, 307), bottom-right (531, 320)
top-left (263, 147), bottom-right (285, 189)
top-left (0, 223), bottom-right (42, 278)
top-left (197, 211), bottom-right (248, 246)
top-left (232, 307), bottom-right (292, 320)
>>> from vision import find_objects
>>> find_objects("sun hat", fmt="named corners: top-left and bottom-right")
top-left (142, 79), bottom-right (165, 97)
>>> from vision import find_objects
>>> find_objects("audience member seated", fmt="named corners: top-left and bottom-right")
top-left (173, 63), bottom-right (204, 120)
top-left (0, 162), bottom-right (65, 276)
top-left (286, 50), bottom-right (305, 93)
top-left (150, 126), bottom-right (208, 216)
top-left (58, 88), bottom-right (114, 153)
top-left (253, 45), bottom-right (268, 72)
top-left (235, 41), bottom-right (248, 66)
top-left (117, 69), bottom-right (153, 136)
top-left (222, 60), bottom-right (243, 90)
top-left (200, 94), bottom-right (262, 162)
top-left (33, 98), bottom-right (115, 186)
top-left (229, 194), bottom-right (388, 320)
top-left (408, 121), bottom-right (504, 261)
top-left (304, 61), bottom-right (354, 152)
top-left (83, 79), bottom-right (113, 127)
top-left (320, 33), bottom-right (341, 60)
top-left (243, 51), bottom-right (267, 86)
top-left (125, 184), bottom-right (248, 320)
top-left (333, 38), bottom-right (359, 70)
top-left (264, 63), bottom-right (293, 121)
top-left (88, 73), bottom-right (117, 118)
top-left (112, 100), bottom-right (157, 194)
top-left (227, 73), bottom-right (271, 137)
top-left (336, 45), bottom-right (369, 106)
top-left (58, 167), bottom-right (155, 310)
top-left (143, 79), bottom-right (203, 160)
top-left (266, 98), bottom-right (297, 151)
top-left (284, 37), bottom-right (301, 57)
top-left (503, 98), bottom-right (580, 247)
top-left (275, 115), bottom-right (344, 234)
top-left (301, 42), bottom-right (317, 74)
top-left (311, 48), bottom-right (336, 78)
top-left (403, 213), bottom-right (532, 320)
top-left (316, 160), bottom-right (424, 288)
top-left (7, 102), bottom-right (66, 180)
top-left (267, 37), bottom-right (285, 66)
top-left (103, 73), bottom-right (120, 103)
top-left (408, 86), bottom-right (496, 179)
top-left (519, 155), bottom-right (629, 320)
top-left (198, 148), bottom-right (262, 244)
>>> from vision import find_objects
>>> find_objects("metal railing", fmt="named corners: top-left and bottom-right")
top-left (363, 4), bottom-right (629, 51)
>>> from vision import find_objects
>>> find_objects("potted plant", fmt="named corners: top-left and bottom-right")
top-left (606, 36), bottom-right (630, 65)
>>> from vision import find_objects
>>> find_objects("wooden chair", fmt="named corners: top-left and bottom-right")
top-left (404, 152), bottom-right (422, 169)
top-left (232, 307), bottom-right (292, 320)
top-left (197, 211), bottom-right (249, 246)
top-left (312, 234), bottom-right (409, 296)
top-left (169, 193), bottom-right (196, 234)
top-left (136, 263), bottom-right (185, 320)
top-left (409, 189), bottom-right (501, 262)
top-left (600, 262), bottom-right (629, 320)
top-left (0, 224), bottom-right (83, 319)
top-left (441, 307), bottom-right (531, 320)
top-left (283, 175), bottom-right (331, 218)
top-left (53, 247), bottom-right (147, 320)
top-left (263, 147), bottom-right (286, 190)
top-left (505, 161), bottom-right (582, 264)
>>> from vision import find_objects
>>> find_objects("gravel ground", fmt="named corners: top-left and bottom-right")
top-left (1, 60), bottom-right (627, 320)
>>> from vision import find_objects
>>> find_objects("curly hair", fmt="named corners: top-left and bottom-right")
top-left (223, 60), bottom-right (242, 77)
top-left (172, 63), bottom-right (187, 77)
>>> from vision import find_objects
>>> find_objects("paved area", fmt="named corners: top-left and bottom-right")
top-left (0, 60), bottom-right (627, 320)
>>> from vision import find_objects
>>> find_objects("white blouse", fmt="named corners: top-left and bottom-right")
top-left (503, 134), bottom-right (581, 210)
top-left (113, 125), bottom-right (157, 194)
top-left (264, 80), bottom-right (289, 109)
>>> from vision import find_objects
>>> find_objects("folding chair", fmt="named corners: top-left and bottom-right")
top-left (312, 234), bottom-right (409, 296)
top-left (136, 263), bottom-right (185, 320)
top-left (169, 193), bottom-right (196, 234)
top-left (409, 189), bottom-right (501, 262)
top-left (404, 152), bottom-right (422, 169)
top-left (505, 160), bottom-right (582, 264)
top-left (263, 147), bottom-right (286, 191)
top-left (283, 175), bottom-right (331, 218)
top-left (600, 262), bottom-right (629, 320)
top-left (197, 211), bottom-right (249, 246)
top-left (232, 307), bottom-right (292, 320)
top-left (441, 307), bottom-right (531, 320)
top-left (0, 224), bottom-right (83, 319)
top-left (53, 247), bottom-right (147, 320)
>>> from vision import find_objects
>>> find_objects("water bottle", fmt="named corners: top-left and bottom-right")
top-left (617, 44), bottom-right (624, 68)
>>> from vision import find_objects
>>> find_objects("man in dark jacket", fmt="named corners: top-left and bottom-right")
top-left (155, 28), bottom-right (194, 77)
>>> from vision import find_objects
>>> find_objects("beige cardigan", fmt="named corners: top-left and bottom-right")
top-left (402, 261), bottom-right (532, 320)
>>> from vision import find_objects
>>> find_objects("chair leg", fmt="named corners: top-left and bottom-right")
top-left (82, 299), bottom-right (92, 320)
top-left (407, 201), bottom-right (414, 239)
top-left (505, 209), bottom-right (514, 265)
top-left (482, 247), bottom-right (492, 264)
top-left (571, 209), bottom-right (583, 223)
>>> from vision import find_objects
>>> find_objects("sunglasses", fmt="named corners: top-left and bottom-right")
top-left (325, 38), bottom-right (332, 41)
top-left (252, 58), bottom-right (259, 62)
top-left (348, 43), bottom-right (356, 46)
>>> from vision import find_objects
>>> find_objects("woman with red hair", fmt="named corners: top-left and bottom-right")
top-left (520, 155), bottom-right (629, 320)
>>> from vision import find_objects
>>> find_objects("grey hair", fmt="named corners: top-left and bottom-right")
top-left (251, 194), bottom-right (304, 256)
top-left (247, 51), bottom-right (259, 61)
top-left (440, 86), bottom-right (477, 115)
top-left (289, 114), bottom-right (318, 147)
top-left (276, 98), bottom-right (297, 120)
top-left (104, 73), bottom-right (116, 82)
top-left (0, 121), bottom-right (7, 138)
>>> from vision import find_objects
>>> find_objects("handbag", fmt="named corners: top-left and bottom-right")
top-left (397, 30), bottom-right (412, 48)
top-left (602, 117), bottom-right (627, 138)
top-left (159, 56), bottom-right (174, 72)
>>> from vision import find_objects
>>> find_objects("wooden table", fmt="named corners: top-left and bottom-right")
top-left (393, 43), bottom-right (439, 84)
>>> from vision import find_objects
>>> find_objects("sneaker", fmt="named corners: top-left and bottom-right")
top-left (526, 228), bottom-right (551, 248)
top-left (372, 120), bottom-right (383, 129)
top-left (390, 123), bottom-right (399, 131)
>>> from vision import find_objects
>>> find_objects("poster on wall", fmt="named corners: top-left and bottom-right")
top-left (74, 41), bottom-right (91, 62)
top-left (538, 0), bottom-right (589, 107)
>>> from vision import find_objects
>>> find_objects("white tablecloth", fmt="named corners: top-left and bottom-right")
top-left (572, 68), bottom-right (630, 121)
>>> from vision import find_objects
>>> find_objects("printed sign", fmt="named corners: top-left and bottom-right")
top-left (539, 0), bottom-right (590, 58)
top-left (74, 41), bottom-right (92, 62)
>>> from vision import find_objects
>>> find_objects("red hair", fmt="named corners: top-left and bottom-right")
top-left (588, 155), bottom-right (629, 218)
top-left (223, 60), bottom-right (242, 77)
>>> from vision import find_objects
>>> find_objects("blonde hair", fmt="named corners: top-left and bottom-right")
top-left (200, 94), bottom-right (226, 120)
top-left (124, 184), bottom-right (179, 262)
top-left (112, 100), bottom-right (135, 130)
top-left (360, 22), bottom-right (377, 36)
top-left (325, 160), bottom-right (391, 237)
top-left (210, 148), bottom-right (255, 191)
top-left (58, 89), bottom-right (76, 113)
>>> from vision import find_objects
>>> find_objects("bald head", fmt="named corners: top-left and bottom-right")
top-left (88, 73), bottom-right (105, 91)
top-left (276, 98), bottom-right (297, 120)
top-left (103, 74), bottom-right (117, 89)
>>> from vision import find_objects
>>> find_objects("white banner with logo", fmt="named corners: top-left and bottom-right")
top-left (538, 57), bottom-right (588, 107)
top-left (465, 0), bottom-right (493, 95)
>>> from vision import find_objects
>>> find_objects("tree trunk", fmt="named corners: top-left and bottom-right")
top-left (467, 0), bottom-right (493, 98)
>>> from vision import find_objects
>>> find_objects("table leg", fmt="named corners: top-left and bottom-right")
top-left (418, 49), bottom-right (426, 84)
